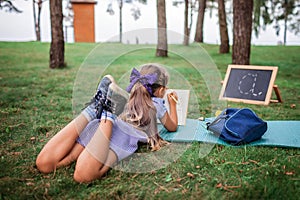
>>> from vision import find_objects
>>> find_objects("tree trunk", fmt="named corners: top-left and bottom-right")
top-left (218, 0), bottom-right (229, 53)
top-left (33, 1), bottom-right (37, 40)
top-left (36, 0), bottom-right (42, 41)
top-left (33, 0), bottom-right (43, 41)
top-left (33, 0), bottom-right (39, 41)
top-left (283, 10), bottom-right (287, 45)
top-left (232, 0), bottom-right (253, 65)
top-left (156, 0), bottom-right (168, 57)
top-left (49, 0), bottom-right (65, 68)
top-left (194, 0), bottom-right (206, 43)
top-left (119, 0), bottom-right (123, 43)
top-left (183, 0), bottom-right (189, 45)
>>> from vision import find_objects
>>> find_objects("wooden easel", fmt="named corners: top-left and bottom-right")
top-left (270, 85), bottom-right (283, 103)
top-left (219, 65), bottom-right (283, 105)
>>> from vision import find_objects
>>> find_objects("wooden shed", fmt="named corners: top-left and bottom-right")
top-left (71, 0), bottom-right (97, 42)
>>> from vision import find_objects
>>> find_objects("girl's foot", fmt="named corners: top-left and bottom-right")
top-left (82, 75), bottom-right (115, 121)
top-left (105, 82), bottom-right (129, 116)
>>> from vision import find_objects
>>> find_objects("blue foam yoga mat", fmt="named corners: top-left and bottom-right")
top-left (159, 119), bottom-right (300, 148)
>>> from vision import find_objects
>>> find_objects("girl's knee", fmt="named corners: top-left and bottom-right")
top-left (73, 165), bottom-right (95, 183)
top-left (73, 159), bottom-right (106, 183)
top-left (35, 155), bottom-right (55, 174)
top-left (73, 171), bottom-right (86, 183)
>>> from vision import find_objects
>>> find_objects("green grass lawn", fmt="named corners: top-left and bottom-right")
top-left (0, 42), bottom-right (299, 199)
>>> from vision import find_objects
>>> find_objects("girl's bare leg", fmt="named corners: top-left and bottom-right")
top-left (36, 114), bottom-right (88, 173)
top-left (73, 119), bottom-right (117, 183)
top-left (56, 143), bottom-right (84, 168)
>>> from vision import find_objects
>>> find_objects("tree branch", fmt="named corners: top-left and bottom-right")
top-left (0, 0), bottom-right (23, 13)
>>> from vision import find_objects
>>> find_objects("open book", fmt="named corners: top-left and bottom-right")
top-left (158, 89), bottom-right (190, 126)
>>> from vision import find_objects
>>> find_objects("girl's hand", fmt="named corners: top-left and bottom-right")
top-left (167, 92), bottom-right (178, 106)
top-left (160, 90), bottom-right (178, 132)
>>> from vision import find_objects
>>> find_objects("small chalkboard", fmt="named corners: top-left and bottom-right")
top-left (219, 65), bottom-right (278, 105)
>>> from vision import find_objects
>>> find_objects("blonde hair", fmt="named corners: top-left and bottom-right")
top-left (121, 63), bottom-right (169, 150)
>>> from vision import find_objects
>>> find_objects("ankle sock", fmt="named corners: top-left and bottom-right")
top-left (82, 106), bottom-right (97, 122)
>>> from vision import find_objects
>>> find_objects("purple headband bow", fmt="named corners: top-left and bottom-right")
top-left (126, 68), bottom-right (157, 96)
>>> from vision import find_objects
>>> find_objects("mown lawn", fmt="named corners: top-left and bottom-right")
top-left (0, 42), bottom-right (299, 199)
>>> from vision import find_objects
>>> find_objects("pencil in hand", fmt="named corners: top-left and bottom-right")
top-left (170, 94), bottom-right (178, 104)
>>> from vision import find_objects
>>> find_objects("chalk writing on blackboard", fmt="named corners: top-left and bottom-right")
top-left (219, 65), bottom-right (278, 105)
top-left (238, 73), bottom-right (262, 96)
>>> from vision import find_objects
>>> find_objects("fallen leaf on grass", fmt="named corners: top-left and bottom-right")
top-left (176, 178), bottom-right (182, 182)
top-left (187, 172), bottom-right (195, 178)
top-left (11, 152), bottom-right (22, 155)
top-left (154, 181), bottom-right (169, 193)
top-left (285, 171), bottom-right (294, 175)
top-left (26, 182), bottom-right (35, 186)
top-left (181, 188), bottom-right (188, 194)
